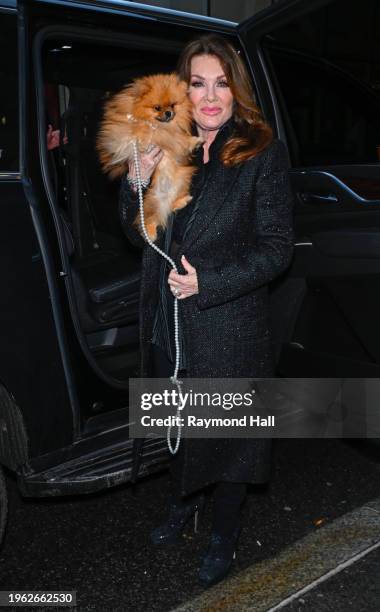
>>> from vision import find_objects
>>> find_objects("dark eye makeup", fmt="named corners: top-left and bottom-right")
top-left (190, 80), bottom-right (229, 88)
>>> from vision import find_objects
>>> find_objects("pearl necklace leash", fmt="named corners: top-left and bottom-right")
top-left (132, 140), bottom-right (183, 455)
top-left (126, 113), bottom-right (158, 131)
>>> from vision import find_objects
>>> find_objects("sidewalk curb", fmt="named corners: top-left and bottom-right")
top-left (171, 498), bottom-right (380, 612)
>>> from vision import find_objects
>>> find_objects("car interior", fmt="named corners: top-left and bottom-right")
top-left (42, 38), bottom-right (182, 384)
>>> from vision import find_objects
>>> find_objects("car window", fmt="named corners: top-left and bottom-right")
top-left (262, 0), bottom-right (380, 167)
top-left (0, 12), bottom-right (18, 172)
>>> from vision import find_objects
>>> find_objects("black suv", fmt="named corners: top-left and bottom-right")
top-left (0, 0), bottom-right (379, 545)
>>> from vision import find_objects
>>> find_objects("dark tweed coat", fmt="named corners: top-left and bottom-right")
top-left (119, 125), bottom-right (294, 497)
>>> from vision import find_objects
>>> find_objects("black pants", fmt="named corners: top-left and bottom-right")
top-left (152, 343), bottom-right (247, 536)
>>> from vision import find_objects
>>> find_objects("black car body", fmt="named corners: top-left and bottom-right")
top-left (0, 0), bottom-right (379, 542)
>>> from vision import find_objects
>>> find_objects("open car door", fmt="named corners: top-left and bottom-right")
top-left (15, 0), bottom-right (239, 492)
top-left (19, 0), bottom-right (236, 407)
top-left (237, 0), bottom-right (380, 378)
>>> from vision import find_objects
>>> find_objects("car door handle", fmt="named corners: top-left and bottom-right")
top-left (299, 192), bottom-right (339, 205)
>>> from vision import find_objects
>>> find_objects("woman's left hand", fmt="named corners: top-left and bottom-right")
top-left (168, 255), bottom-right (198, 299)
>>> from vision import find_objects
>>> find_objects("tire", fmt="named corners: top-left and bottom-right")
top-left (0, 466), bottom-right (8, 548)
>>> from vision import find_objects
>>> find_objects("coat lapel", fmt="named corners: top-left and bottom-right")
top-left (180, 160), bottom-right (243, 254)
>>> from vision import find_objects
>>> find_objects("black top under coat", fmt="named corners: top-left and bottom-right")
top-left (151, 117), bottom-right (236, 367)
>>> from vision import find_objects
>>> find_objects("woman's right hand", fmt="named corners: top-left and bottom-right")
top-left (128, 145), bottom-right (163, 190)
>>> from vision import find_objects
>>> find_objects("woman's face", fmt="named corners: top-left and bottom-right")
top-left (188, 54), bottom-right (234, 132)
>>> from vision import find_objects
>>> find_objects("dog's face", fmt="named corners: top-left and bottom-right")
top-left (130, 74), bottom-right (190, 125)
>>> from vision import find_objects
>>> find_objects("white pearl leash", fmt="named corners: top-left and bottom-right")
top-left (132, 140), bottom-right (183, 455)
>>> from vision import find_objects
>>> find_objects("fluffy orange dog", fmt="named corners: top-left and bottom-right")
top-left (97, 73), bottom-right (202, 241)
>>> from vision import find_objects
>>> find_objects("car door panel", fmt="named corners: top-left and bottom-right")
top-left (238, 0), bottom-right (380, 377)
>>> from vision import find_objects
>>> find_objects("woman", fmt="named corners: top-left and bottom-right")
top-left (119, 34), bottom-right (294, 586)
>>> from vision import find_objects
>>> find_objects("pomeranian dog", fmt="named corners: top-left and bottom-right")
top-left (97, 73), bottom-right (202, 241)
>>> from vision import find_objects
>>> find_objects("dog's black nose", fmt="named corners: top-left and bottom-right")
top-left (164, 110), bottom-right (173, 121)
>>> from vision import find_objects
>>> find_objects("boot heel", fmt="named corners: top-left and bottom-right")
top-left (193, 496), bottom-right (205, 533)
top-left (194, 509), bottom-right (200, 533)
top-left (151, 493), bottom-right (205, 545)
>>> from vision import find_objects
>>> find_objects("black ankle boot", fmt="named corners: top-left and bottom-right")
top-left (150, 494), bottom-right (205, 545)
top-left (198, 525), bottom-right (241, 587)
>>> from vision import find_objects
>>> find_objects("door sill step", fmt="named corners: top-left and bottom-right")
top-left (18, 436), bottom-right (169, 497)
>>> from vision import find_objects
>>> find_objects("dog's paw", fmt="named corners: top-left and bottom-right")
top-left (189, 136), bottom-right (204, 152)
top-left (172, 194), bottom-right (192, 211)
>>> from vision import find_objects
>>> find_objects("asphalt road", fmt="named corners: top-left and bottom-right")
top-left (0, 439), bottom-right (379, 611)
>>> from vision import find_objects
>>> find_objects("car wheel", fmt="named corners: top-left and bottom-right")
top-left (0, 466), bottom-right (8, 548)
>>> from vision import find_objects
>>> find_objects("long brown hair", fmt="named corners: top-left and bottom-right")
top-left (177, 34), bottom-right (273, 166)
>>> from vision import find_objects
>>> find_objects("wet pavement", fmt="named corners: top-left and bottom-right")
top-left (0, 439), bottom-right (379, 611)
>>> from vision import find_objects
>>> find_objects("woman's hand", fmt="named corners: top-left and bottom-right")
top-left (168, 255), bottom-right (199, 299)
top-left (128, 145), bottom-right (163, 190)
top-left (46, 124), bottom-right (68, 151)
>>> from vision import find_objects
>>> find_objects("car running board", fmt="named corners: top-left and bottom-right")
top-left (17, 436), bottom-right (169, 497)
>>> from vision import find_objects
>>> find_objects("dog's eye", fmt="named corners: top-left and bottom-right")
top-left (154, 105), bottom-right (161, 111)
